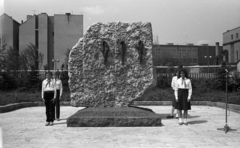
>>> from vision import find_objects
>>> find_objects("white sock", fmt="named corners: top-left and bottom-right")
top-left (176, 114), bottom-right (178, 117)
top-left (179, 118), bottom-right (182, 123)
top-left (184, 119), bottom-right (187, 123)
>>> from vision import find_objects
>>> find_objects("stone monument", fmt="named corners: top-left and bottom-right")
top-left (67, 22), bottom-right (161, 127)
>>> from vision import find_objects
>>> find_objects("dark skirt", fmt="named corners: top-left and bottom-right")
top-left (175, 89), bottom-right (191, 111)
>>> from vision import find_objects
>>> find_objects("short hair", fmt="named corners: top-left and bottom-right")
top-left (45, 71), bottom-right (52, 76)
top-left (54, 72), bottom-right (60, 77)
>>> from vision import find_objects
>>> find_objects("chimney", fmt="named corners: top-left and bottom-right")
top-left (215, 42), bottom-right (219, 56)
top-left (27, 15), bottom-right (32, 20)
top-left (21, 20), bottom-right (23, 24)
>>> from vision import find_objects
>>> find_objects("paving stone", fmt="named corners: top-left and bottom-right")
top-left (0, 106), bottom-right (240, 148)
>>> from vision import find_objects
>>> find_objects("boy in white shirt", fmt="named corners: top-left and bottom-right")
top-left (42, 72), bottom-right (56, 126)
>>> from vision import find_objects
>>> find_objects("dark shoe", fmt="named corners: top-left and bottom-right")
top-left (45, 122), bottom-right (50, 126)
top-left (184, 122), bottom-right (188, 126)
top-left (175, 117), bottom-right (179, 119)
top-left (166, 115), bottom-right (174, 118)
top-left (179, 122), bottom-right (183, 125)
top-left (49, 122), bottom-right (54, 126)
top-left (56, 118), bottom-right (60, 121)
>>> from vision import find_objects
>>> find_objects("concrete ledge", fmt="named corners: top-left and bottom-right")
top-left (0, 101), bottom-right (71, 113)
top-left (67, 106), bottom-right (162, 127)
top-left (133, 101), bottom-right (240, 114)
top-left (1, 101), bottom-right (240, 114)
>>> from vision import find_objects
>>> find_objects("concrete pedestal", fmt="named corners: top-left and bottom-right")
top-left (67, 106), bottom-right (162, 127)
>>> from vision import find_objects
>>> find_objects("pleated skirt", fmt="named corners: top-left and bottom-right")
top-left (175, 89), bottom-right (191, 110)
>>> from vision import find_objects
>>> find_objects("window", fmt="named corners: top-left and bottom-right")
top-left (237, 33), bottom-right (239, 38)
top-left (231, 35), bottom-right (233, 40)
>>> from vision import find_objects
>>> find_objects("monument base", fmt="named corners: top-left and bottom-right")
top-left (67, 106), bottom-right (162, 127)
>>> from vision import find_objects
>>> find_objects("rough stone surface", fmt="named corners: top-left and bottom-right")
top-left (68, 22), bottom-right (156, 107)
top-left (67, 106), bottom-right (162, 127)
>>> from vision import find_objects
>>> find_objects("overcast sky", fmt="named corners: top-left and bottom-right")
top-left (1, 0), bottom-right (240, 45)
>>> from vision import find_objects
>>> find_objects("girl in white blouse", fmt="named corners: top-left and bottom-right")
top-left (53, 72), bottom-right (63, 121)
top-left (174, 69), bottom-right (192, 125)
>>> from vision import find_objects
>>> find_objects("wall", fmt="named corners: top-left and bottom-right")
top-left (223, 27), bottom-right (240, 63)
top-left (0, 14), bottom-right (14, 51)
top-left (19, 16), bottom-right (36, 52)
top-left (54, 14), bottom-right (83, 70)
top-left (38, 14), bottom-right (48, 70)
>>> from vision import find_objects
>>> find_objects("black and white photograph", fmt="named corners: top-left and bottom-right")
top-left (0, 0), bottom-right (240, 147)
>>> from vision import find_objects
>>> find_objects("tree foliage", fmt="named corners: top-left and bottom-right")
top-left (0, 39), bottom-right (7, 71)
top-left (19, 43), bottom-right (43, 70)
top-left (0, 43), bottom-right (44, 91)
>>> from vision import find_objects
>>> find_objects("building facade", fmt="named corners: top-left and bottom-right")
top-left (19, 13), bottom-right (83, 70)
top-left (223, 26), bottom-right (240, 63)
top-left (0, 13), bottom-right (20, 51)
top-left (153, 43), bottom-right (222, 66)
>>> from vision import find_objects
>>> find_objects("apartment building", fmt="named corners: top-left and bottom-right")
top-left (19, 13), bottom-right (83, 70)
top-left (0, 13), bottom-right (20, 51)
top-left (223, 26), bottom-right (240, 63)
top-left (153, 43), bottom-right (223, 66)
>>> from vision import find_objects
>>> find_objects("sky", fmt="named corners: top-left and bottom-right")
top-left (1, 0), bottom-right (240, 46)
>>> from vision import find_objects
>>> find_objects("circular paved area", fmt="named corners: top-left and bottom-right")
top-left (0, 106), bottom-right (240, 148)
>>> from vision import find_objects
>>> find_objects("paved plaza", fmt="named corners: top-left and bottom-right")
top-left (0, 105), bottom-right (240, 148)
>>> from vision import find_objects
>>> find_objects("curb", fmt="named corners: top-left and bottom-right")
top-left (0, 101), bottom-right (71, 113)
top-left (1, 101), bottom-right (240, 114)
top-left (133, 101), bottom-right (240, 114)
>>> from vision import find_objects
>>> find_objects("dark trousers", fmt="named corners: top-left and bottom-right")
top-left (44, 91), bottom-right (55, 122)
top-left (54, 90), bottom-right (61, 119)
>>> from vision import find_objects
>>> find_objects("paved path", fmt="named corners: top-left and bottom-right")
top-left (0, 106), bottom-right (240, 148)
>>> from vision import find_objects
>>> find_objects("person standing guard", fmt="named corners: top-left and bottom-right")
top-left (167, 69), bottom-right (180, 118)
top-left (42, 72), bottom-right (56, 126)
top-left (175, 68), bottom-right (192, 125)
top-left (53, 72), bottom-right (63, 121)
top-left (166, 65), bottom-right (182, 119)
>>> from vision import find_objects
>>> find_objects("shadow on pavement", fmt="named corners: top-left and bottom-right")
top-left (188, 115), bottom-right (201, 118)
top-left (156, 113), bottom-right (176, 119)
top-left (188, 120), bottom-right (207, 125)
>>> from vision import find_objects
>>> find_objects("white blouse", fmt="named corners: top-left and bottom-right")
top-left (41, 79), bottom-right (56, 99)
top-left (171, 76), bottom-right (178, 90)
top-left (54, 79), bottom-right (63, 97)
top-left (174, 77), bottom-right (192, 100)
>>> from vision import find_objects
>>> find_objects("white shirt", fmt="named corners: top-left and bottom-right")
top-left (41, 79), bottom-right (56, 99)
top-left (54, 79), bottom-right (63, 97)
top-left (171, 76), bottom-right (178, 90)
top-left (174, 77), bottom-right (192, 100)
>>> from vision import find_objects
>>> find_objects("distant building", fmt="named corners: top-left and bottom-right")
top-left (153, 43), bottom-right (223, 66)
top-left (19, 13), bottom-right (83, 70)
top-left (223, 26), bottom-right (240, 63)
top-left (0, 13), bottom-right (20, 51)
